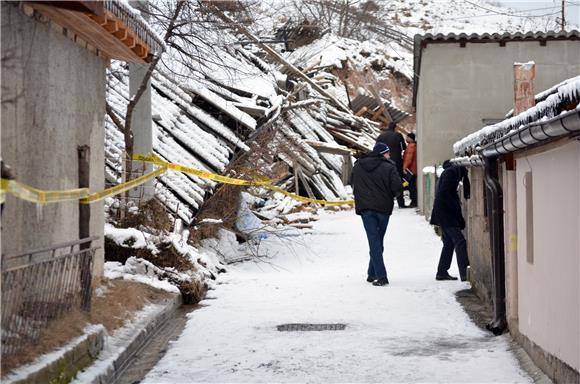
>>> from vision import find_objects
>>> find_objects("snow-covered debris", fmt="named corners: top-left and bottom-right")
top-left (105, 258), bottom-right (183, 294)
top-left (105, 223), bottom-right (157, 252)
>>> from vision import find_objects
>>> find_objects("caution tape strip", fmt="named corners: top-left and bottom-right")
top-left (134, 154), bottom-right (354, 206)
top-left (0, 155), bottom-right (354, 206)
top-left (1, 178), bottom-right (89, 204)
top-left (80, 164), bottom-right (168, 204)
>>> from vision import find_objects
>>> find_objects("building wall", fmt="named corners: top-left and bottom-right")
top-left (515, 140), bottom-right (579, 372)
top-left (416, 39), bottom-right (580, 212)
top-left (462, 167), bottom-right (493, 303)
top-left (1, 4), bottom-right (105, 274)
top-left (502, 166), bottom-right (518, 330)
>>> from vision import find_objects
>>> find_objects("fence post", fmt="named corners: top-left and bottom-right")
top-left (78, 145), bottom-right (92, 311)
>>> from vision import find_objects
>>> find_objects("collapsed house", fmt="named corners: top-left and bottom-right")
top-left (104, 19), bottom-right (389, 229)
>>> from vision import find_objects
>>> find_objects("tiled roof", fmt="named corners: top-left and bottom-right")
top-left (412, 30), bottom-right (580, 106)
top-left (350, 93), bottom-right (410, 124)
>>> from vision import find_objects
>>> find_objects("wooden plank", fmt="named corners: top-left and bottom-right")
top-left (327, 130), bottom-right (370, 152)
top-left (297, 169), bottom-right (317, 199)
top-left (369, 85), bottom-right (392, 123)
top-left (303, 140), bottom-right (353, 155)
top-left (233, 103), bottom-right (268, 117)
top-left (354, 106), bottom-right (368, 117)
top-left (341, 154), bottom-right (353, 185)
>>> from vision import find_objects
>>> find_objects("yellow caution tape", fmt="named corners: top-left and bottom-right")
top-left (80, 165), bottom-right (167, 204)
top-left (134, 154), bottom-right (354, 206)
top-left (0, 154), bottom-right (354, 206)
top-left (267, 184), bottom-right (353, 206)
top-left (1, 178), bottom-right (89, 204)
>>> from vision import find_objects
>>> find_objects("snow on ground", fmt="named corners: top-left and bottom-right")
top-left (143, 209), bottom-right (531, 383)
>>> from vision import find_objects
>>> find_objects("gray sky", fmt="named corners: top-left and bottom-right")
top-left (497, 0), bottom-right (579, 27)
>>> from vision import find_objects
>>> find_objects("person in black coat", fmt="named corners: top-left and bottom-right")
top-left (376, 122), bottom-right (407, 208)
top-left (351, 142), bottom-right (403, 286)
top-left (430, 160), bottom-right (471, 281)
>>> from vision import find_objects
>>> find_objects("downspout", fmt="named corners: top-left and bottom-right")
top-left (483, 155), bottom-right (507, 335)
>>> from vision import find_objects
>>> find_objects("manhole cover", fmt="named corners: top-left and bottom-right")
top-left (276, 323), bottom-right (347, 332)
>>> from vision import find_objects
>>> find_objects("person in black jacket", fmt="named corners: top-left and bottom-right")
top-left (430, 160), bottom-right (471, 281)
top-left (351, 142), bottom-right (403, 286)
top-left (376, 122), bottom-right (407, 208)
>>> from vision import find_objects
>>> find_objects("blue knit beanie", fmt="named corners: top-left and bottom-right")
top-left (373, 142), bottom-right (390, 155)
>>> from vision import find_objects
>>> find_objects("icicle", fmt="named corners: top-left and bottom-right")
top-left (35, 203), bottom-right (44, 221)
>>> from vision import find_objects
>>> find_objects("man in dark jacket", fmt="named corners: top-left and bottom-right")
top-left (376, 122), bottom-right (407, 208)
top-left (351, 142), bottom-right (403, 286)
top-left (430, 160), bottom-right (471, 281)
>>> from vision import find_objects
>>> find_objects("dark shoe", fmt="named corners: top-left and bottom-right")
top-left (436, 273), bottom-right (458, 281)
top-left (372, 277), bottom-right (389, 286)
top-left (366, 276), bottom-right (374, 283)
top-left (460, 276), bottom-right (467, 282)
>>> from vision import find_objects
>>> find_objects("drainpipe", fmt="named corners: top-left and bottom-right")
top-left (483, 155), bottom-right (507, 335)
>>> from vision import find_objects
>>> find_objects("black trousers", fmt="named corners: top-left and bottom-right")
top-left (437, 226), bottom-right (469, 278)
top-left (396, 166), bottom-right (406, 208)
top-left (408, 174), bottom-right (417, 206)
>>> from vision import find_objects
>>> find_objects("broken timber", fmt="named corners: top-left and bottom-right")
top-left (208, 6), bottom-right (352, 114)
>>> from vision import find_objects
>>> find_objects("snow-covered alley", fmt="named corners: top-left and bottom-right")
top-left (143, 208), bottom-right (531, 383)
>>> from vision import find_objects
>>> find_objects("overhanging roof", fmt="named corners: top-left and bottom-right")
top-left (412, 30), bottom-right (580, 106)
top-left (29, 1), bottom-right (165, 63)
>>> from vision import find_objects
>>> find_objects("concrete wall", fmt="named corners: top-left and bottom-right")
top-left (503, 166), bottom-right (518, 330)
top-left (1, 4), bottom-right (105, 274)
top-left (462, 167), bottom-right (493, 304)
top-left (515, 140), bottom-right (579, 373)
top-left (416, 39), bottom-right (580, 212)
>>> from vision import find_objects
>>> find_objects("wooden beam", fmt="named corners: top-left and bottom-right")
top-left (297, 169), bottom-right (317, 200)
top-left (209, 7), bottom-right (352, 114)
top-left (124, 34), bottom-right (136, 49)
top-left (341, 154), bottom-right (353, 185)
top-left (133, 44), bottom-right (149, 59)
top-left (369, 85), bottom-right (392, 123)
top-left (113, 26), bottom-right (128, 40)
top-left (303, 140), bottom-right (353, 155)
top-left (103, 19), bottom-right (119, 33)
top-left (89, 14), bottom-right (107, 25)
top-left (354, 106), bottom-right (368, 117)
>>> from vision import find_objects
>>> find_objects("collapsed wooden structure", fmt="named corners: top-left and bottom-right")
top-left (104, 4), bottom-right (411, 227)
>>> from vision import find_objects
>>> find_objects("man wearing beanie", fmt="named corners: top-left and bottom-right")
top-left (351, 142), bottom-right (403, 286)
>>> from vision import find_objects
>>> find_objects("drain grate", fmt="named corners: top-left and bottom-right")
top-left (276, 323), bottom-right (347, 332)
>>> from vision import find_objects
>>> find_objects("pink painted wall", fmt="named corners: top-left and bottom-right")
top-left (515, 140), bottom-right (580, 371)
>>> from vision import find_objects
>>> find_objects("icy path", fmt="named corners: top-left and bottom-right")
top-left (143, 209), bottom-right (531, 383)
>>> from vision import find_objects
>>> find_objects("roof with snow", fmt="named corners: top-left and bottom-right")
top-left (453, 75), bottom-right (580, 156)
top-left (412, 30), bottom-right (580, 106)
